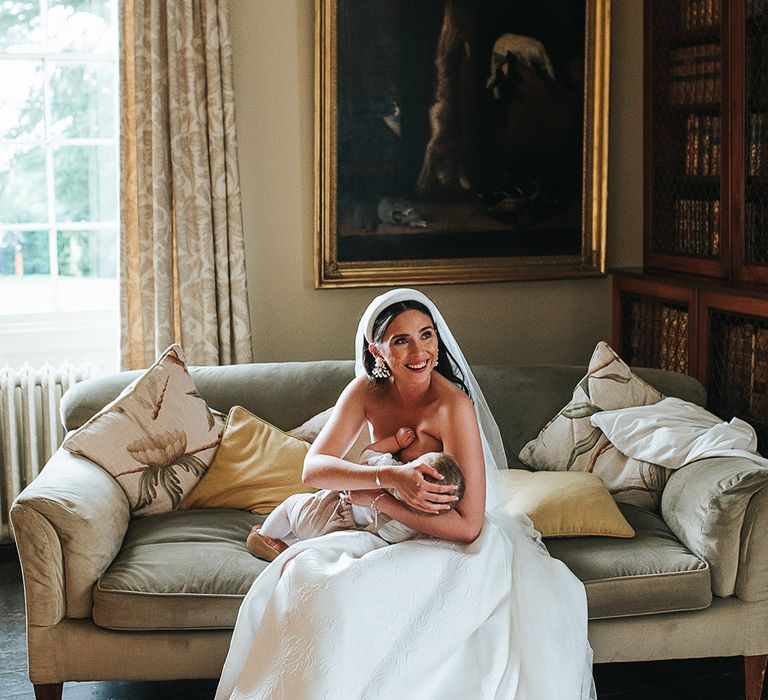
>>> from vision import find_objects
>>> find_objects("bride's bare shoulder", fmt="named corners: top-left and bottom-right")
top-left (433, 372), bottom-right (472, 404)
top-left (342, 375), bottom-right (381, 403)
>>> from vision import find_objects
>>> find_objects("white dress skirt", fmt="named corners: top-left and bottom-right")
top-left (215, 508), bottom-right (597, 700)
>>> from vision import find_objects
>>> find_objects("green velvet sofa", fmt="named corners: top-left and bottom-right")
top-left (11, 360), bottom-right (768, 699)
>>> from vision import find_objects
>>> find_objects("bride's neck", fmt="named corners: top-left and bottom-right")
top-left (391, 376), bottom-right (432, 405)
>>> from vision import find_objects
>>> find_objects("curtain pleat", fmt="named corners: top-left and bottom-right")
top-left (120, 0), bottom-right (252, 370)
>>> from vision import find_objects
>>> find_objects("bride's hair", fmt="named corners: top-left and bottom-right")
top-left (362, 300), bottom-right (470, 396)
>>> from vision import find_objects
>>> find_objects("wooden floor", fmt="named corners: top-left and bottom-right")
top-left (0, 544), bottom-right (761, 699)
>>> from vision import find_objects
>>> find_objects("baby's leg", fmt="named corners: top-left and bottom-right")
top-left (259, 499), bottom-right (293, 540)
top-left (246, 496), bottom-right (301, 562)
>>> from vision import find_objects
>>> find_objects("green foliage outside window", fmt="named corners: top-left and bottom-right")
top-left (0, 0), bottom-right (117, 285)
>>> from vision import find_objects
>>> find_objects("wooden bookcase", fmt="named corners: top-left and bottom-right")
top-left (612, 0), bottom-right (768, 453)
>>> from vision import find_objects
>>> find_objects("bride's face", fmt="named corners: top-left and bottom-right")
top-left (375, 309), bottom-right (439, 382)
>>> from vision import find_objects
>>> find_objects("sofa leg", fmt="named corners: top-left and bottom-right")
top-left (745, 655), bottom-right (768, 700)
top-left (33, 683), bottom-right (62, 700)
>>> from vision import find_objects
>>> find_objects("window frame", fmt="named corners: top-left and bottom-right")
top-left (0, 1), bottom-right (120, 370)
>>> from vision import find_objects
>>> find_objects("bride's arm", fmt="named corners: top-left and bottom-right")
top-left (372, 396), bottom-right (487, 543)
top-left (302, 377), bottom-right (389, 490)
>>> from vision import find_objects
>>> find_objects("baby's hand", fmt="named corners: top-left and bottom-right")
top-left (395, 427), bottom-right (417, 449)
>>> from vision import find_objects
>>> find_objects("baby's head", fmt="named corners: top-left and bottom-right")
top-left (420, 452), bottom-right (464, 509)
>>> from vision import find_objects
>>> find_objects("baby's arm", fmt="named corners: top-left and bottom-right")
top-left (365, 426), bottom-right (416, 455)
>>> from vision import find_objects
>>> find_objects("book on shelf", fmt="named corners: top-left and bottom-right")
top-left (680, 0), bottom-right (721, 31)
top-left (683, 114), bottom-right (721, 176)
top-left (668, 44), bottom-right (721, 106)
top-left (677, 309), bottom-right (690, 374)
top-left (659, 305), bottom-right (672, 371)
top-left (748, 113), bottom-right (767, 178)
top-left (752, 326), bottom-right (768, 422)
top-left (672, 198), bottom-right (720, 256)
top-left (724, 323), bottom-right (755, 416)
top-left (624, 297), bottom-right (643, 366)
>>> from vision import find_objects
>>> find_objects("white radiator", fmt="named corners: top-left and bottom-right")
top-left (1, 363), bottom-right (100, 541)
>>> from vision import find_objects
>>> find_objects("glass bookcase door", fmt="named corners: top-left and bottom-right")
top-left (700, 290), bottom-right (768, 457)
top-left (735, 0), bottom-right (768, 284)
top-left (646, 0), bottom-right (728, 277)
top-left (612, 272), bottom-right (697, 376)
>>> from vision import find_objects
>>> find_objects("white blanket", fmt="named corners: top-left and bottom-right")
top-left (590, 397), bottom-right (759, 469)
top-left (215, 510), bottom-right (596, 700)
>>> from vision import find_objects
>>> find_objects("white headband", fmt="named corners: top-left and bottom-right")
top-left (360, 288), bottom-right (439, 344)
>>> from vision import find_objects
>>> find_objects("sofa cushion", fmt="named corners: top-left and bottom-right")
top-left (93, 509), bottom-right (266, 631)
top-left (93, 505), bottom-right (711, 631)
top-left (545, 504), bottom-right (712, 620)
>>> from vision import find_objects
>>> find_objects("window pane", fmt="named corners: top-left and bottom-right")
top-left (54, 144), bottom-right (116, 222)
top-left (0, 60), bottom-right (45, 140)
top-left (47, 0), bottom-right (116, 54)
top-left (0, 0), bottom-right (43, 53)
top-left (49, 61), bottom-right (115, 139)
top-left (57, 229), bottom-right (116, 277)
top-left (0, 230), bottom-right (52, 314)
top-left (55, 230), bottom-right (118, 309)
top-left (0, 146), bottom-right (48, 223)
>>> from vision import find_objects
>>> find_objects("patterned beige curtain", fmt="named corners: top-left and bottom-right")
top-left (120, 0), bottom-right (253, 370)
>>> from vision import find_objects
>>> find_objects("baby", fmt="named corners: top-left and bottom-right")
top-left (246, 427), bottom-right (464, 562)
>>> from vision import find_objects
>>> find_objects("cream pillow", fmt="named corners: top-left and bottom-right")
top-left (519, 341), bottom-right (667, 511)
top-left (288, 407), bottom-right (371, 463)
top-left (181, 405), bottom-right (315, 514)
top-left (63, 345), bottom-right (223, 517)
top-left (497, 470), bottom-right (635, 538)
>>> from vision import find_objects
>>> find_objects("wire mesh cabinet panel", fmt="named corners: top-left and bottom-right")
top-left (699, 289), bottom-right (768, 456)
top-left (734, 2), bottom-right (768, 285)
top-left (612, 272), bottom-right (698, 376)
top-left (645, 0), bottom-right (728, 278)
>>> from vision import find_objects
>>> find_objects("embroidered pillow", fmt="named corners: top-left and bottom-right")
top-left (519, 341), bottom-right (667, 511)
top-left (63, 345), bottom-right (223, 517)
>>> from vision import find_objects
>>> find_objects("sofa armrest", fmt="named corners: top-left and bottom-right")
top-left (661, 455), bottom-right (768, 599)
top-left (10, 447), bottom-right (130, 620)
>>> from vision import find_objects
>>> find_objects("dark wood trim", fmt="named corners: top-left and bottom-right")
top-left (33, 683), bottom-right (62, 700)
top-left (744, 654), bottom-right (768, 700)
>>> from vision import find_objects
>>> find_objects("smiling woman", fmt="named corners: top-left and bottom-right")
top-left (0, 0), bottom-right (119, 370)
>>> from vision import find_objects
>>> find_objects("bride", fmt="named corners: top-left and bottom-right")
top-left (216, 289), bottom-right (596, 699)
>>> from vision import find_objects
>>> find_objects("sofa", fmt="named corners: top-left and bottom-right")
top-left (11, 360), bottom-right (768, 700)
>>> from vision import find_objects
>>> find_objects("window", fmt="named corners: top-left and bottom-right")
top-left (0, 0), bottom-right (119, 369)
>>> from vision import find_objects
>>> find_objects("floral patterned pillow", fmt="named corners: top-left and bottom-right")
top-left (519, 341), bottom-right (668, 511)
top-left (63, 345), bottom-right (223, 517)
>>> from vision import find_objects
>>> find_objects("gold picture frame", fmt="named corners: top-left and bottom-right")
top-left (315, 0), bottom-right (610, 288)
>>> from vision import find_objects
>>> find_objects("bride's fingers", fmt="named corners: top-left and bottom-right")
top-left (427, 492), bottom-right (459, 504)
top-left (418, 465), bottom-right (443, 481)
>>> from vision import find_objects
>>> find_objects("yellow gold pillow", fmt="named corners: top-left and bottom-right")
top-left (497, 470), bottom-right (635, 538)
top-left (181, 406), bottom-right (315, 514)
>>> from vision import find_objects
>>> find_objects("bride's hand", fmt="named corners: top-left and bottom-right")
top-left (391, 461), bottom-right (459, 514)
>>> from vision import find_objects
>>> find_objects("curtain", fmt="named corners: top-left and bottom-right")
top-left (120, 0), bottom-right (253, 370)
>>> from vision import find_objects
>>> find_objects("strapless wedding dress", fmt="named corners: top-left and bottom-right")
top-left (215, 508), bottom-right (596, 700)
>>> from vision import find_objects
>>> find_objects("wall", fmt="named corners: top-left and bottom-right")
top-left (230, 0), bottom-right (643, 365)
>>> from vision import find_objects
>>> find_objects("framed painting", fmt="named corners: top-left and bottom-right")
top-left (315, 0), bottom-right (610, 288)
